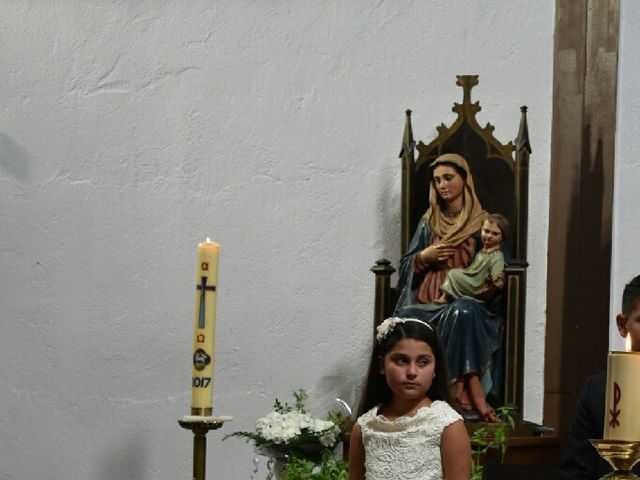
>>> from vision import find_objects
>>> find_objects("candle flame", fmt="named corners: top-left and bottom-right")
top-left (626, 333), bottom-right (632, 352)
top-left (206, 237), bottom-right (211, 243)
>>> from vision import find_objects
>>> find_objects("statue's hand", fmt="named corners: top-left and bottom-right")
top-left (420, 244), bottom-right (456, 263)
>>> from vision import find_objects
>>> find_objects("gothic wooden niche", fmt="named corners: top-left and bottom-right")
top-left (372, 74), bottom-right (531, 414)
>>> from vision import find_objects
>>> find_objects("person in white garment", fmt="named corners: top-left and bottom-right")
top-left (349, 317), bottom-right (471, 480)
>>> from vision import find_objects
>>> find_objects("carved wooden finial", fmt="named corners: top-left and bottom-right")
top-left (370, 258), bottom-right (395, 274)
top-left (515, 105), bottom-right (532, 154)
top-left (453, 75), bottom-right (481, 118)
top-left (456, 75), bottom-right (479, 108)
top-left (399, 109), bottom-right (415, 158)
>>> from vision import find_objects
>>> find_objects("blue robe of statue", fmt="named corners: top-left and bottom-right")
top-left (394, 218), bottom-right (505, 402)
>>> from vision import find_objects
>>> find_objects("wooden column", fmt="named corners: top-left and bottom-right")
top-left (544, 0), bottom-right (619, 451)
top-left (370, 259), bottom-right (395, 335)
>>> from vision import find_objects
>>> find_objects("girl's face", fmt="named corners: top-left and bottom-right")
top-left (481, 220), bottom-right (503, 249)
top-left (433, 165), bottom-right (464, 204)
top-left (380, 338), bottom-right (435, 401)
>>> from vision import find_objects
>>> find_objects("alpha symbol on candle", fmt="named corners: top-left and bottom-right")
top-left (201, 262), bottom-right (209, 271)
top-left (196, 276), bottom-right (216, 328)
top-left (609, 382), bottom-right (621, 428)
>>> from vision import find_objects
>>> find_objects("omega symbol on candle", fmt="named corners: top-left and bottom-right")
top-left (609, 382), bottom-right (621, 428)
top-left (197, 333), bottom-right (205, 343)
top-left (193, 348), bottom-right (211, 371)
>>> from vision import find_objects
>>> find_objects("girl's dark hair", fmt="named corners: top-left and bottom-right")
top-left (356, 319), bottom-right (453, 417)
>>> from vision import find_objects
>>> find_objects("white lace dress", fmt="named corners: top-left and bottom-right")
top-left (357, 401), bottom-right (462, 480)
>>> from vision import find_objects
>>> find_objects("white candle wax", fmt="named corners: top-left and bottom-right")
top-left (604, 351), bottom-right (640, 440)
top-left (190, 239), bottom-right (220, 416)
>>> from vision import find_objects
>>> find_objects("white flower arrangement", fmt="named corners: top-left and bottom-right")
top-left (255, 410), bottom-right (339, 447)
top-left (224, 390), bottom-right (341, 461)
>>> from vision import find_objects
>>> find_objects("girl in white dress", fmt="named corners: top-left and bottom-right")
top-left (349, 317), bottom-right (471, 480)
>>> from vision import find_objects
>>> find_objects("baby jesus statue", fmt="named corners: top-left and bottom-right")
top-left (435, 213), bottom-right (508, 304)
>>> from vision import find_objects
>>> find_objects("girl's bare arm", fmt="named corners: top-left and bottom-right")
top-left (441, 420), bottom-right (472, 480)
top-left (348, 423), bottom-right (366, 480)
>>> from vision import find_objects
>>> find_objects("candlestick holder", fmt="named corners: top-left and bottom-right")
top-left (590, 439), bottom-right (640, 479)
top-left (179, 415), bottom-right (232, 480)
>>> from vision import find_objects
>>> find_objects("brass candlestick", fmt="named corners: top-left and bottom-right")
top-left (590, 439), bottom-right (640, 479)
top-left (179, 415), bottom-right (232, 480)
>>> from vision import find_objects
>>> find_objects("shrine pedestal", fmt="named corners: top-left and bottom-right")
top-left (467, 421), bottom-right (559, 467)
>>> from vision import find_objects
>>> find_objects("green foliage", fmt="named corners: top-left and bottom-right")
top-left (279, 450), bottom-right (348, 480)
top-left (224, 389), bottom-right (344, 478)
top-left (274, 398), bottom-right (290, 414)
top-left (274, 389), bottom-right (308, 414)
top-left (293, 390), bottom-right (309, 414)
top-left (223, 430), bottom-right (270, 446)
top-left (470, 406), bottom-right (515, 480)
top-left (470, 426), bottom-right (489, 480)
top-left (326, 410), bottom-right (354, 437)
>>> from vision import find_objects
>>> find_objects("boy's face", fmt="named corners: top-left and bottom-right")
top-left (616, 299), bottom-right (640, 352)
top-left (481, 220), bottom-right (502, 249)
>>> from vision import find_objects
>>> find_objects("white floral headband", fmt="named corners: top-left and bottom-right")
top-left (375, 317), bottom-right (433, 343)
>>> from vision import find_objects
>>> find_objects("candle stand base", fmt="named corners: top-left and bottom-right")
top-left (590, 439), bottom-right (640, 479)
top-left (179, 415), bottom-right (232, 480)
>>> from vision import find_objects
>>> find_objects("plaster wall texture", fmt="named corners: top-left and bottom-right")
top-left (611, 0), bottom-right (640, 349)
top-left (0, 2), bottom-right (553, 478)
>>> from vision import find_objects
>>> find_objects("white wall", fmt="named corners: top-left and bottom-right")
top-left (0, 2), bottom-right (554, 478)
top-left (611, 0), bottom-right (640, 349)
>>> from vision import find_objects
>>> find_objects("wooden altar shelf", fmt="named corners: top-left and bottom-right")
top-left (467, 422), bottom-right (560, 467)
top-left (482, 462), bottom-right (563, 480)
